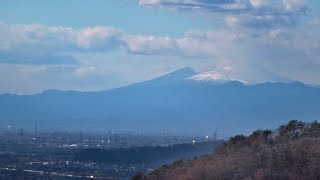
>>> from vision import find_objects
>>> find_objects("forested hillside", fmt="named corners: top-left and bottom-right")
top-left (139, 120), bottom-right (320, 180)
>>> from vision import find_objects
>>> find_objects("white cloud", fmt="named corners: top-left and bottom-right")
top-left (74, 66), bottom-right (97, 77)
top-left (138, 0), bottom-right (163, 5)
top-left (0, 23), bottom-right (121, 51)
top-left (121, 35), bottom-right (177, 54)
top-left (249, 0), bottom-right (265, 7)
top-left (75, 27), bottom-right (120, 49)
top-left (0, 23), bottom-right (122, 65)
top-left (224, 16), bottom-right (240, 27)
top-left (283, 0), bottom-right (306, 11)
top-left (137, 0), bottom-right (309, 29)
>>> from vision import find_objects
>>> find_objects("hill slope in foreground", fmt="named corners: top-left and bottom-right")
top-left (138, 120), bottom-right (320, 180)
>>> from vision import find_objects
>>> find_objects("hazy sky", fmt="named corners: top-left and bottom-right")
top-left (0, 0), bottom-right (319, 94)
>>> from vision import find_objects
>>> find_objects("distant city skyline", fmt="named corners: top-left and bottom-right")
top-left (0, 0), bottom-right (320, 94)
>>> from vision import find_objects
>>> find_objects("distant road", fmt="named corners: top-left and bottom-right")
top-left (0, 167), bottom-right (130, 179)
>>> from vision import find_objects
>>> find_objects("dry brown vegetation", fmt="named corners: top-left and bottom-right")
top-left (136, 120), bottom-right (320, 180)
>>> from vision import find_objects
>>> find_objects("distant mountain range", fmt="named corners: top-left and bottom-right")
top-left (1, 67), bottom-right (320, 135)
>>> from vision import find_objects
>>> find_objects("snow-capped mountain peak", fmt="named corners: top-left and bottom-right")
top-left (188, 71), bottom-right (227, 82)
top-left (187, 66), bottom-right (232, 82)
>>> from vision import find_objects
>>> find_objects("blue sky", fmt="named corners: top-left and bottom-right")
top-left (0, 0), bottom-right (214, 36)
top-left (0, 0), bottom-right (320, 93)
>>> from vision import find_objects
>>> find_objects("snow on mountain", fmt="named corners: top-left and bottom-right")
top-left (187, 65), bottom-right (234, 83)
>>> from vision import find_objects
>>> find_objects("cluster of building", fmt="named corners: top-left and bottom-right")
top-left (0, 127), bottom-right (219, 178)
